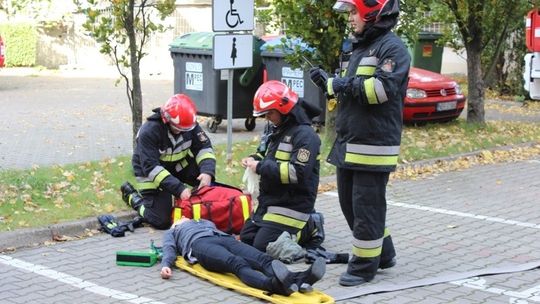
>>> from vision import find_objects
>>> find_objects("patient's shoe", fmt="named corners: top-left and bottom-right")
top-left (271, 260), bottom-right (298, 296)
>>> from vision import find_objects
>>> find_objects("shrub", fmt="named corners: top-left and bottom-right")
top-left (0, 23), bottom-right (37, 67)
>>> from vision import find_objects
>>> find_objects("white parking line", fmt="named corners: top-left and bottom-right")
top-left (0, 254), bottom-right (165, 304)
top-left (323, 192), bottom-right (540, 230)
top-left (451, 277), bottom-right (540, 302)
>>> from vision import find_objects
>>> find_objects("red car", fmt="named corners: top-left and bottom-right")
top-left (0, 35), bottom-right (4, 67)
top-left (404, 67), bottom-right (466, 123)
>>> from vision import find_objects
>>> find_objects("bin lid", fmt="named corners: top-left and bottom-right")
top-left (417, 31), bottom-right (442, 41)
top-left (170, 32), bottom-right (215, 50)
top-left (260, 36), bottom-right (315, 56)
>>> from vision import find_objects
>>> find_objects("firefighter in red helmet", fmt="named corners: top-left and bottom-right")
top-left (310, 0), bottom-right (410, 286)
top-left (240, 81), bottom-right (325, 254)
top-left (120, 94), bottom-right (216, 229)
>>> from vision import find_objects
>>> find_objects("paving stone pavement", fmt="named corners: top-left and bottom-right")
top-left (0, 72), bottom-right (264, 170)
top-left (1, 156), bottom-right (539, 303)
top-left (1, 69), bottom-right (540, 303)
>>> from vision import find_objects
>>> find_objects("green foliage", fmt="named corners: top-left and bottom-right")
top-left (74, 0), bottom-right (175, 69)
top-left (262, 0), bottom-right (348, 71)
top-left (1, 0), bottom-right (52, 19)
top-left (401, 0), bottom-right (535, 97)
top-left (398, 0), bottom-right (441, 47)
top-left (0, 22), bottom-right (37, 67)
top-left (74, 0), bottom-right (176, 146)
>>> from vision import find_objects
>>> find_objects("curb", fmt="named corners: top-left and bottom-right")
top-left (0, 210), bottom-right (138, 253)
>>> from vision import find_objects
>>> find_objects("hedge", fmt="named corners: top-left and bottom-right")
top-left (0, 23), bottom-right (37, 67)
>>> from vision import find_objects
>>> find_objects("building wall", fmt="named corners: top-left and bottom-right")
top-left (33, 1), bottom-right (213, 77)
top-left (12, 0), bottom-right (469, 76)
top-left (441, 47), bottom-right (468, 75)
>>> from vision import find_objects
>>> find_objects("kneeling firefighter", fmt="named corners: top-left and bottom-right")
top-left (120, 94), bottom-right (216, 229)
top-left (240, 80), bottom-right (325, 252)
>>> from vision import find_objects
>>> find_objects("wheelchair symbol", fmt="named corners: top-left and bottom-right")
top-left (226, 0), bottom-right (244, 28)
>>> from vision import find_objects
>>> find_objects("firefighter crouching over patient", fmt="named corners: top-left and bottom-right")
top-left (120, 94), bottom-right (216, 229)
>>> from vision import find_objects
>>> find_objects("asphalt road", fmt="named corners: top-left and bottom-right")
top-left (0, 74), bottom-right (264, 170)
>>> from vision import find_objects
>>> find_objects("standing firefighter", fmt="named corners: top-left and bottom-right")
top-left (309, 0), bottom-right (410, 286)
top-left (240, 81), bottom-right (323, 252)
top-left (120, 94), bottom-right (216, 229)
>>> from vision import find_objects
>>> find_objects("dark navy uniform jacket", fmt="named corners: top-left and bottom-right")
top-left (253, 100), bottom-right (321, 219)
top-left (132, 108), bottom-right (216, 196)
top-left (328, 21), bottom-right (410, 173)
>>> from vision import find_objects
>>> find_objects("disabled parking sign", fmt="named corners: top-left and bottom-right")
top-left (213, 0), bottom-right (254, 32)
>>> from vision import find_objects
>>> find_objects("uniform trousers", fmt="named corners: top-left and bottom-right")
top-left (336, 168), bottom-right (396, 279)
top-left (190, 235), bottom-right (275, 291)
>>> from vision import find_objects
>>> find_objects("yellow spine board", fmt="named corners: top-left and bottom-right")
top-left (175, 257), bottom-right (334, 304)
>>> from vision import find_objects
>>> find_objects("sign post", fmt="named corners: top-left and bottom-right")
top-left (212, 0), bottom-right (255, 164)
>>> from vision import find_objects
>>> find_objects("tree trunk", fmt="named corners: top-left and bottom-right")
top-left (323, 102), bottom-right (337, 144)
top-left (465, 43), bottom-right (485, 124)
top-left (126, 0), bottom-right (143, 149)
top-left (130, 64), bottom-right (143, 148)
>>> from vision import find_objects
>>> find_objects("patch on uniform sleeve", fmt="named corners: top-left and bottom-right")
top-left (197, 131), bottom-right (208, 142)
top-left (381, 58), bottom-right (396, 73)
top-left (284, 136), bottom-right (292, 143)
top-left (297, 148), bottom-right (311, 163)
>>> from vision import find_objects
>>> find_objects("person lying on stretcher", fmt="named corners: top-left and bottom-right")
top-left (160, 218), bottom-right (326, 295)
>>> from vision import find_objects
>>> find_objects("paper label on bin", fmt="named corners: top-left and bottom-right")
top-left (535, 28), bottom-right (540, 38)
top-left (282, 67), bottom-right (303, 78)
top-left (186, 72), bottom-right (203, 91)
top-left (186, 62), bottom-right (202, 72)
top-left (282, 77), bottom-right (304, 98)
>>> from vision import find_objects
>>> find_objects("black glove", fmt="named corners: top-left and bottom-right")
top-left (305, 248), bottom-right (349, 264)
top-left (98, 215), bottom-right (145, 237)
top-left (309, 67), bottom-right (329, 91)
top-left (98, 215), bottom-right (125, 237)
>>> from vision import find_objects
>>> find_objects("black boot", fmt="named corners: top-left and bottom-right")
top-left (302, 212), bottom-right (326, 249)
top-left (120, 182), bottom-right (143, 210)
top-left (339, 256), bottom-right (374, 287)
top-left (292, 256), bottom-right (326, 291)
top-left (270, 260), bottom-right (298, 296)
top-left (310, 212), bottom-right (325, 246)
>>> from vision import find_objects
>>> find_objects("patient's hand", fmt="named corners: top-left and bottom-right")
top-left (161, 266), bottom-right (172, 279)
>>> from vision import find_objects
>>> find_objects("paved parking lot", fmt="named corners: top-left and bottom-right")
top-left (1, 156), bottom-right (539, 303)
top-left (0, 73), bottom-right (264, 170)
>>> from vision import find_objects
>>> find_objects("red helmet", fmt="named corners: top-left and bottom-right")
top-left (333, 0), bottom-right (396, 22)
top-left (253, 81), bottom-right (298, 117)
top-left (161, 94), bottom-right (197, 132)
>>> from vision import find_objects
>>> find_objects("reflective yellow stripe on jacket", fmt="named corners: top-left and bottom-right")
top-left (262, 206), bottom-right (310, 230)
top-left (344, 143), bottom-right (399, 166)
top-left (195, 147), bottom-right (216, 164)
top-left (275, 142), bottom-right (299, 184)
top-left (159, 141), bottom-right (192, 162)
top-left (135, 166), bottom-right (171, 190)
top-left (275, 142), bottom-right (292, 161)
top-left (356, 57), bottom-right (388, 104)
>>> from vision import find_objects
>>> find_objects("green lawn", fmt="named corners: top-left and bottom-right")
top-left (1, 118), bottom-right (539, 232)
